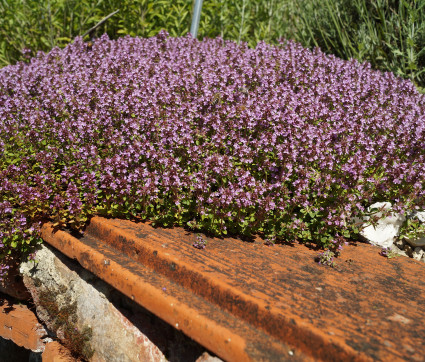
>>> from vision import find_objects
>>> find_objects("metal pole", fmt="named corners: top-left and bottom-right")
top-left (190, 0), bottom-right (204, 38)
top-left (82, 9), bottom-right (120, 39)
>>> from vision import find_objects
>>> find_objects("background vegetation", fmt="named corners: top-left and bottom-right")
top-left (0, 0), bottom-right (424, 90)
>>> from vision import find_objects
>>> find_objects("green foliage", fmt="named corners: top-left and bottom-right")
top-left (1, 1), bottom-right (425, 265)
top-left (0, 0), bottom-right (113, 65)
top-left (0, 0), bottom-right (297, 66)
top-left (295, 0), bottom-right (425, 91)
top-left (315, 250), bottom-right (337, 267)
top-left (1, 0), bottom-right (424, 89)
top-left (379, 246), bottom-right (401, 259)
top-left (399, 214), bottom-right (425, 241)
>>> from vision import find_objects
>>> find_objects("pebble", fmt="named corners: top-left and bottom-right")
top-left (412, 247), bottom-right (424, 261)
top-left (403, 244), bottom-right (413, 257)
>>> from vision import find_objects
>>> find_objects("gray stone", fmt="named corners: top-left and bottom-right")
top-left (404, 236), bottom-right (425, 248)
top-left (412, 247), bottom-right (424, 261)
top-left (355, 202), bottom-right (406, 248)
top-left (20, 245), bottom-right (166, 362)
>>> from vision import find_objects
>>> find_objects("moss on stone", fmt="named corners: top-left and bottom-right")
top-left (35, 279), bottom-right (94, 360)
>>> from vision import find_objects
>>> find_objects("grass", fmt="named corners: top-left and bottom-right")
top-left (0, 0), bottom-right (424, 89)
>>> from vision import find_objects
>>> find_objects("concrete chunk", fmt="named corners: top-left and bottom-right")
top-left (20, 245), bottom-right (166, 362)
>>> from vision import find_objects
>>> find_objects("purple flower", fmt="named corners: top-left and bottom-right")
top-left (0, 31), bottom-right (424, 271)
top-left (380, 247), bottom-right (391, 257)
top-left (316, 250), bottom-right (336, 267)
top-left (193, 234), bottom-right (207, 249)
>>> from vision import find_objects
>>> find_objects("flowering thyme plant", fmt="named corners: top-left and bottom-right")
top-left (315, 250), bottom-right (336, 267)
top-left (193, 234), bottom-right (207, 250)
top-left (1, 31), bottom-right (425, 273)
top-left (379, 247), bottom-right (400, 259)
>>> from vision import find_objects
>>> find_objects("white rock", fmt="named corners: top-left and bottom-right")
top-left (412, 211), bottom-right (425, 223)
top-left (196, 352), bottom-right (223, 362)
top-left (412, 247), bottom-right (424, 261)
top-left (357, 202), bottom-right (406, 248)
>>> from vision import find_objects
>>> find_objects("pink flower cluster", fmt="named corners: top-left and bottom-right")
top-left (1, 31), bottom-right (425, 259)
